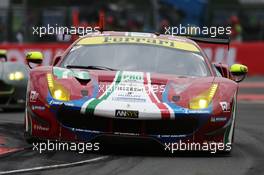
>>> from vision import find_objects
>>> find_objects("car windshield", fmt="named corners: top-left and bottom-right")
top-left (61, 44), bottom-right (210, 77)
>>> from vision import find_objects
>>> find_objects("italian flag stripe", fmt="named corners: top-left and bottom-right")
top-left (144, 72), bottom-right (171, 120)
top-left (85, 71), bottom-right (122, 115)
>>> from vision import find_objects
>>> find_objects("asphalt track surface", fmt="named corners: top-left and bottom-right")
top-left (0, 81), bottom-right (263, 175)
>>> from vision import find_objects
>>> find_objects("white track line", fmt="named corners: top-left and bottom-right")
top-left (0, 155), bottom-right (108, 175)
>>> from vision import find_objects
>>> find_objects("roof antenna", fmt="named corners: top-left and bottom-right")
top-left (223, 36), bottom-right (231, 65)
top-left (228, 37), bottom-right (230, 51)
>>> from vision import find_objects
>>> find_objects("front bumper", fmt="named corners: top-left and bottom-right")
top-left (45, 97), bottom-right (224, 145)
top-left (57, 106), bottom-right (205, 144)
top-left (28, 95), bottom-right (232, 146)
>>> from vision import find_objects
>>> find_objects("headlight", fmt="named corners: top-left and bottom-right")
top-left (47, 73), bottom-right (70, 101)
top-left (189, 84), bottom-right (218, 109)
top-left (9, 72), bottom-right (24, 80)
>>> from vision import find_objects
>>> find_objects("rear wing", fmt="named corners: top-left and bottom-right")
top-left (187, 36), bottom-right (230, 50)
top-left (63, 11), bottom-right (230, 50)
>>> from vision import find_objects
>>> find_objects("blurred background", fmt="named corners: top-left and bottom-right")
top-left (0, 0), bottom-right (264, 169)
top-left (0, 0), bottom-right (264, 79)
top-left (0, 0), bottom-right (263, 43)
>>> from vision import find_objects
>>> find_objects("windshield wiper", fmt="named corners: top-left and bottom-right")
top-left (66, 65), bottom-right (116, 71)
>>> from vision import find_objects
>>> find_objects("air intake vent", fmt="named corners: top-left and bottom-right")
top-left (75, 77), bottom-right (91, 85)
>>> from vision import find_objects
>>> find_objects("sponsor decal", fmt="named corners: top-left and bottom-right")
top-left (113, 132), bottom-right (140, 136)
top-left (211, 117), bottom-right (227, 122)
top-left (49, 100), bottom-right (74, 107)
top-left (117, 92), bottom-right (142, 98)
top-left (112, 97), bottom-right (146, 103)
top-left (64, 102), bottom-right (75, 106)
top-left (115, 109), bottom-right (139, 118)
top-left (189, 109), bottom-right (210, 114)
top-left (30, 91), bottom-right (39, 102)
top-left (33, 124), bottom-right (49, 131)
top-left (117, 85), bottom-right (144, 92)
top-left (122, 74), bottom-right (143, 81)
top-left (219, 102), bottom-right (230, 112)
top-left (32, 105), bottom-right (45, 111)
top-left (77, 36), bottom-right (200, 52)
top-left (128, 32), bottom-right (152, 38)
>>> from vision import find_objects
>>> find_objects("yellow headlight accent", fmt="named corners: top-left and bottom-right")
top-left (198, 99), bottom-right (208, 109)
top-left (9, 72), bottom-right (24, 80)
top-left (209, 84), bottom-right (218, 98)
top-left (46, 73), bottom-right (70, 101)
top-left (54, 89), bottom-right (63, 100)
top-left (189, 84), bottom-right (218, 109)
top-left (47, 73), bottom-right (54, 89)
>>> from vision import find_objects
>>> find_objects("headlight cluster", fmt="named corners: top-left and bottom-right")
top-left (189, 84), bottom-right (218, 109)
top-left (47, 73), bottom-right (70, 101)
top-left (9, 72), bottom-right (24, 81)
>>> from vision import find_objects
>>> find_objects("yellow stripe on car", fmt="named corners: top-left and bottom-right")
top-left (77, 36), bottom-right (200, 52)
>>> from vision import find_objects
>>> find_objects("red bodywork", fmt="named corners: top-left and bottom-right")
top-left (25, 32), bottom-right (239, 152)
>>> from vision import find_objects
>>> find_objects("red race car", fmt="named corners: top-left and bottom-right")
top-left (24, 32), bottom-right (247, 153)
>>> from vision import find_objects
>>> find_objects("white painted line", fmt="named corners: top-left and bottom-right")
top-left (0, 155), bottom-right (108, 175)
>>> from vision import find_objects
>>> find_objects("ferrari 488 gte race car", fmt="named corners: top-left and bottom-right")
top-left (24, 32), bottom-right (247, 153)
top-left (0, 49), bottom-right (28, 110)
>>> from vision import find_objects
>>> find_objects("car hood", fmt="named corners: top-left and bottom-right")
top-left (51, 67), bottom-right (215, 119)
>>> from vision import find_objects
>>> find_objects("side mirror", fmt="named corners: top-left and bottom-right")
top-left (0, 49), bottom-right (7, 62)
top-left (26, 51), bottom-right (43, 68)
top-left (230, 64), bottom-right (248, 83)
top-left (213, 63), bottom-right (230, 79)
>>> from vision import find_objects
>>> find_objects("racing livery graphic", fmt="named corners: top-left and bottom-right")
top-left (24, 32), bottom-right (248, 153)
